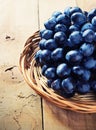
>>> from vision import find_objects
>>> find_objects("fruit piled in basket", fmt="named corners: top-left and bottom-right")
top-left (35, 7), bottom-right (96, 98)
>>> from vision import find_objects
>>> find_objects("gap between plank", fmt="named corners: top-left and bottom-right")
top-left (37, 0), bottom-right (40, 30)
top-left (37, 0), bottom-right (44, 130)
top-left (41, 98), bottom-right (44, 130)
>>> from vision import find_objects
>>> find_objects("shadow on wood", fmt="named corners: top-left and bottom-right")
top-left (43, 99), bottom-right (96, 130)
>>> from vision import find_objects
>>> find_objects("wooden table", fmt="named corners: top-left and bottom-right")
top-left (0, 0), bottom-right (96, 130)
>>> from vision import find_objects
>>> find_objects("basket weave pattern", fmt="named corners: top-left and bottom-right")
top-left (19, 31), bottom-right (96, 113)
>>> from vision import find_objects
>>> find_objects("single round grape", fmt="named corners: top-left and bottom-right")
top-left (61, 77), bottom-right (76, 98)
top-left (56, 63), bottom-right (71, 77)
top-left (87, 8), bottom-right (96, 22)
top-left (71, 12), bottom-right (86, 26)
top-left (69, 7), bottom-right (82, 16)
top-left (56, 14), bottom-right (71, 26)
top-left (82, 29), bottom-right (95, 43)
top-left (51, 48), bottom-right (64, 61)
top-left (40, 49), bottom-right (51, 64)
top-left (76, 81), bottom-right (91, 94)
top-left (51, 79), bottom-right (61, 90)
top-left (45, 39), bottom-right (58, 50)
top-left (69, 31), bottom-right (82, 45)
top-left (54, 31), bottom-right (67, 45)
top-left (44, 67), bottom-right (56, 79)
top-left (80, 43), bottom-right (95, 57)
top-left (41, 29), bottom-right (53, 39)
top-left (65, 50), bottom-right (83, 65)
top-left (44, 17), bottom-right (57, 30)
top-left (39, 39), bottom-right (46, 50)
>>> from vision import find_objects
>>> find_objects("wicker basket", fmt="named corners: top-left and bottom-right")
top-left (19, 31), bottom-right (96, 113)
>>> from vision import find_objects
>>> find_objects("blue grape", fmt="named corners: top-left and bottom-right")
top-left (41, 29), bottom-right (53, 39)
top-left (61, 77), bottom-right (76, 98)
top-left (44, 67), bottom-right (56, 79)
top-left (51, 48), bottom-right (64, 61)
top-left (69, 7), bottom-right (82, 16)
top-left (94, 32), bottom-right (96, 42)
top-left (83, 57), bottom-right (96, 69)
top-left (65, 50), bottom-right (83, 65)
top-left (39, 39), bottom-right (46, 50)
top-left (71, 12), bottom-right (86, 26)
top-left (69, 31), bottom-right (82, 45)
top-left (82, 29), bottom-right (95, 43)
top-left (42, 65), bottom-right (48, 75)
top-left (69, 25), bottom-right (79, 33)
top-left (80, 43), bottom-right (95, 57)
top-left (35, 50), bottom-right (42, 62)
top-left (51, 79), bottom-right (61, 90)
top-left (81, 23), bottom-right (94, 32)
top-left (76, 81), bottom-right (90, 94)
top-left (45, 39), bottom-right (57, 50)
top-left (54, 31), bottom-right (67, 45)
top-left (91, 81), bottom-right (96, 92)
top-left (44, 17), bottom-right (57, 30)
top-left (92, 16), bottom-right (96, 26)
top-left (55, 24), bottom-right (67, 33)
top-left (40, 49), bottom-right (51, 63)
top-left (56, 14), bottom-right (71, 26)
top-left (64, 7), bottom-right (72, 16)
top-left (52, 11), bottom-right (62, 18)
top-left (87, 8), bottom-right (96, 22)
top-left (56, 63), bottom-right (71, 77)
top-left (47, 79), bottom-right (53, 88)
top-left (72, 66), bottom-right (91, 81)
top-left (82, 70), bottom-right (91, 81)
top-left (72, 66), bottom-right (84, 76)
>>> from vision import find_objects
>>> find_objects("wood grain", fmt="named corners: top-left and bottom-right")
top-left (75, 0), bottom-right (96, 11)
top-left (43, 100), bottom-right (96, 130)
top-left (0, 0), bottom-right (42, 130)
top-left (0, 0), bottom-right (96, 130)
top-left (39, 0), bottom-right (76, 29)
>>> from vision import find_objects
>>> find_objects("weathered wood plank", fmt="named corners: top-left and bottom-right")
top-left (39, 0), bottom-right (96, 130)
top-left (0, 0), bottom-right (42, 130)
top-left (75, 0), bottom-right (96, 11)
top-left (39, 0), bottom-right (76, 29)
top-left (43, 100), bottom-right (96, 130)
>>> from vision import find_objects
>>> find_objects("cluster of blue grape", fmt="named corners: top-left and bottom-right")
top-left (35, 7), bottom-right (96, 98)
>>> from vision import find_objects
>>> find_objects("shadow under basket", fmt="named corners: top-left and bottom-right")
top-left (19, 31), bottom-right (96, 113)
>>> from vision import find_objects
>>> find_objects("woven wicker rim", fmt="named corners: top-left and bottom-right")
top-left (19, 31), bottom-right (96, 113)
